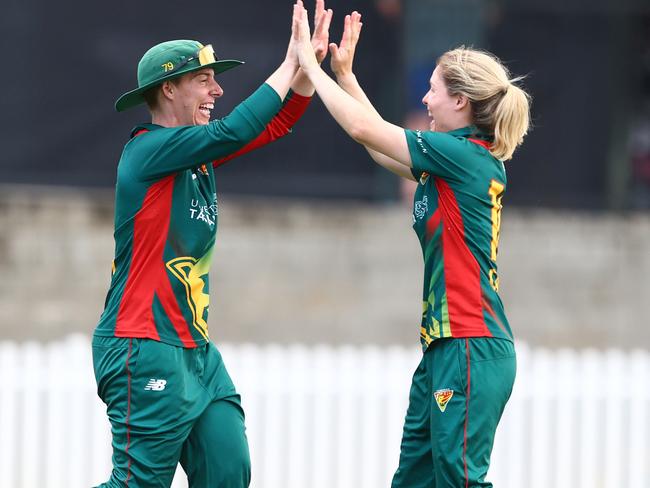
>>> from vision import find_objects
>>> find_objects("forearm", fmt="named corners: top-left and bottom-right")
top-left (366, 149), bottom-right (416, 180)
top-left (265, 60), bottom-right (300, 100)
top-left (336, 73), bottom-right (381, 118)
top-left (213, 91), bottom-right (311, 168)
top-left (336, 73), bottom-right (414, 179)
top-left (290, 68), bottom-right (316, 97)
top-left (304, 65), bottom-right (381, 143)
top-left (305, 65), bottom-right (410, 164)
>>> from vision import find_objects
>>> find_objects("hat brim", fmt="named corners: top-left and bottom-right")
top-left (115, 59), bottom-right (244, 112)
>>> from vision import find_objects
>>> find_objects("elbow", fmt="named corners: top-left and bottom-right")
top-left (348, 121), bottom-right (370, 145)
top-left (346, 110), bottom-right (380, 145)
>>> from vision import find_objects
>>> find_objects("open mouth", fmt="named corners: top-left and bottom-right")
top-left (198, 102), bottom-right (214, 118)
top-left (428, 114), bottom-right (436, 131)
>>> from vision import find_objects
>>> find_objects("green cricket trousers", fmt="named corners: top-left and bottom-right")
top-left (92, 336), bottom-right (250, 488)
top-left (391, 337), bottom-right (516, 488)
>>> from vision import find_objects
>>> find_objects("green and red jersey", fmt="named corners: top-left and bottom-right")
top-left (405, 126), bottom-right (513, 351)
top-left (95, 84), bottom-right (310, 348)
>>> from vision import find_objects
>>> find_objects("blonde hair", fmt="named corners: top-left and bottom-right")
top-left (437, 47), bottom-right (531, 161)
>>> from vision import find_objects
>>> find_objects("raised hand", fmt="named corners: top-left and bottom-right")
top-left (330, 11), bottom-right (362, 77)
top-left (312, 0), bottom-right (333, 64)
top-left (284, 2), bottom-right (304, 69)
top-left (294, 1), bottom-right (320, 73)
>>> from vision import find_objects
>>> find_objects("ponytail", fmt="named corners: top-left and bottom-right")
top-left (491, 81), bottom-right (531, 161)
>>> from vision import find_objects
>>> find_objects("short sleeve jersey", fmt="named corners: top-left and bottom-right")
top-left (405, 126), bottom-right (513, 351)
top-left (94, 85), bottom-right (310, 348)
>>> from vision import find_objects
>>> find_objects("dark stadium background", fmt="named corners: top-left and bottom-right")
top-left (1, 0), bottom-right (648, 208)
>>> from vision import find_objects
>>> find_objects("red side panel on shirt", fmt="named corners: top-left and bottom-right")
top-left (426, 209), bottom-right (441, 241)
top-left (115, 176), bottom-right (196, 346)
top-left (212, 92), bottom-right (311, 168)
top-left (435, 178), bottom-right (492, 337)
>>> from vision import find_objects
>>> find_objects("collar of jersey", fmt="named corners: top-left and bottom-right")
top-left (447, 125), bottom-right (493, 142)
top-left (130, 123), bottom-right (164, 139)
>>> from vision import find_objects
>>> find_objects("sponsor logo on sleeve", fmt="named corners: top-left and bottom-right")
top-left (416, 130), bottom-right (428, 154)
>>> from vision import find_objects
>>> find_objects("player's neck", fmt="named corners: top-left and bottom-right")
top-left (151, 106), bottom-right (184, 128)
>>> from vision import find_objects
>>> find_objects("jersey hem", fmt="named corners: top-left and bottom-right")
top-left (421, 332), bottom-right (513, 352)
top-left (93, 330), bottom-right (208, 349)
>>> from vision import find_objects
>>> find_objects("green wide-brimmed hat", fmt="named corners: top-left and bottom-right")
top-left (115, 39), bottom-right (244, 112)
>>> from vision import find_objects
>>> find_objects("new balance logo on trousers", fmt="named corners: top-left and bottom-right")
top-left (144, 379), bottom-right (167, 391)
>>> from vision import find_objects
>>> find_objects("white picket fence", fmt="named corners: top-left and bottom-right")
top-left (0, 335), bottom-right (648, 488)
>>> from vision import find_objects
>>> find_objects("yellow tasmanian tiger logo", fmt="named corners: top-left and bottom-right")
top-left (166, 248), bottom-right (213, 340)
top-left (434, 389), bottom-right (454, 412)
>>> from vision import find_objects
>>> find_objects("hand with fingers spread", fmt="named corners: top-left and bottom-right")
top-left (330, 11), bottom-right (363, 78)
top-left (311, 0), bottom-right (333, 64)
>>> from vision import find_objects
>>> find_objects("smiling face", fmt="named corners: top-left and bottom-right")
top-left (421, 66), bottom-right (469, 133)
top-left (168, 68), bottom-right (223, 126)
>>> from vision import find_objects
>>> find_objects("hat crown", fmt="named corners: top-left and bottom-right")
top-left (136, 39), bottom-right (203, 88)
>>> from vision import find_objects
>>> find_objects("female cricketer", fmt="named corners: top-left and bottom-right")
top-left (91, 2), bottom-right (333, 487)
top-left (294, 6), bottom-right (531, 488)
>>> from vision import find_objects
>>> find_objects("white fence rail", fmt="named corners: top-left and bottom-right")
top-left (0, 336), bottom-right (648, 488)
